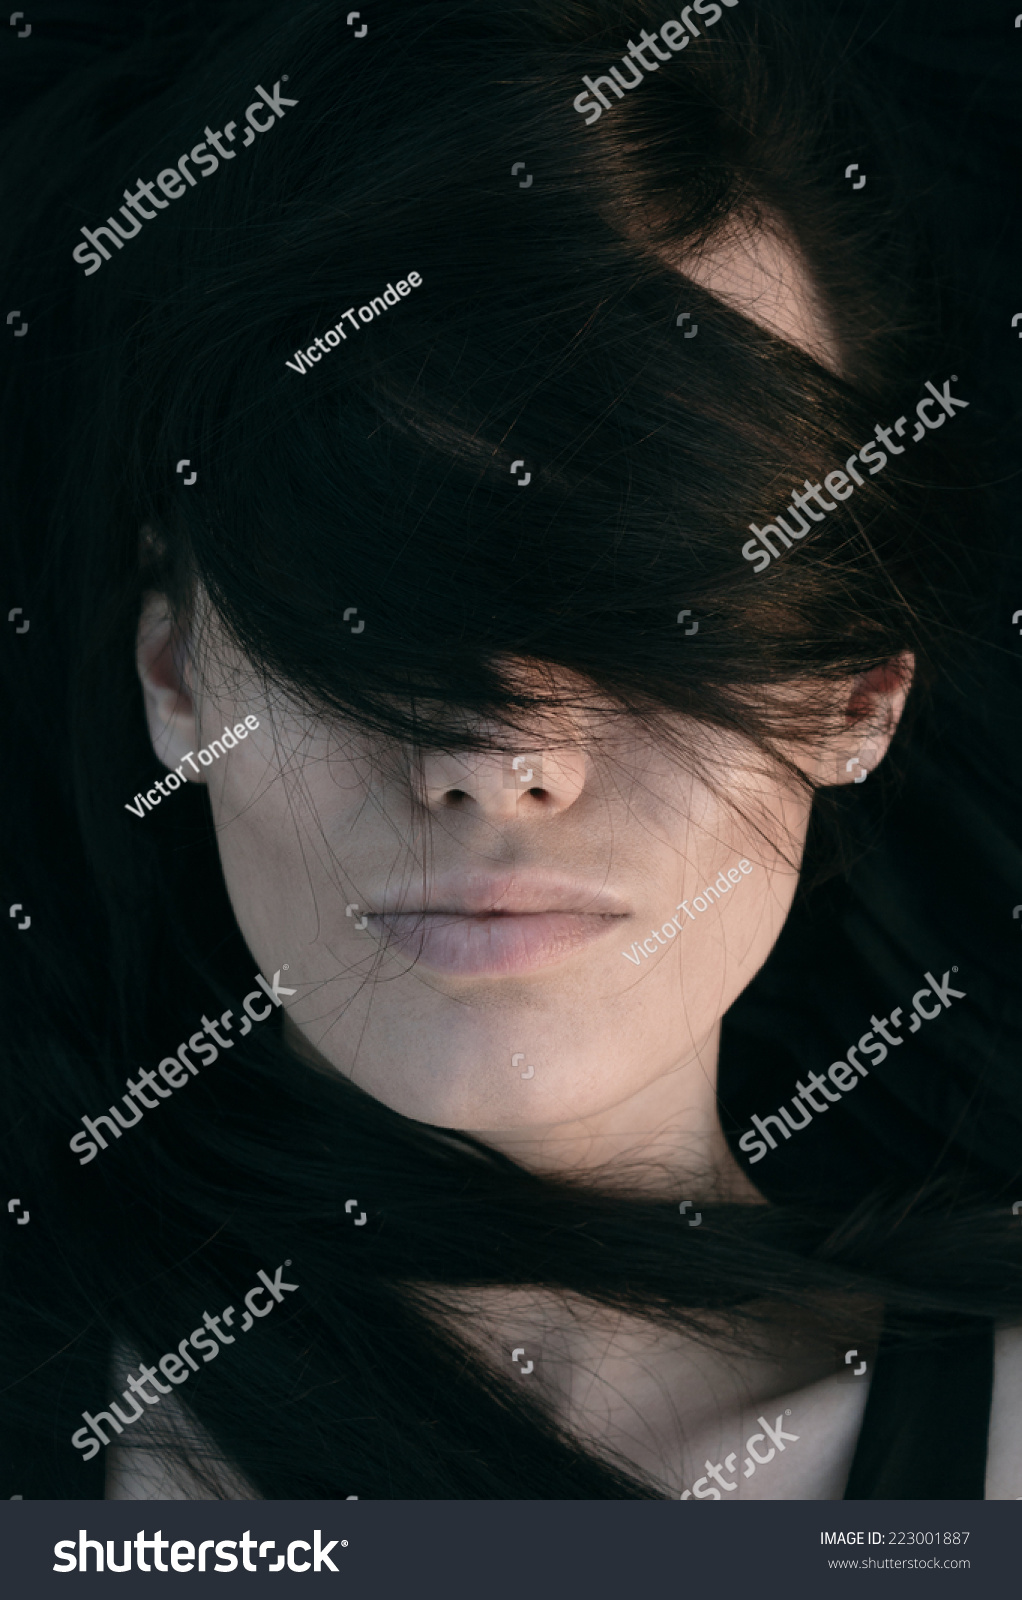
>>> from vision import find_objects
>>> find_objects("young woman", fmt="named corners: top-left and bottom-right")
top-left (2, 0), bottom-right (1021, 1501)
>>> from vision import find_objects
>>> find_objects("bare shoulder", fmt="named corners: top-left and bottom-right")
top-left (984, 1323), bottom-right (1022, 1499)
top-left (105, 1436), bottom-right (260, 1501)
top-left (103, 1340), bottom-right (259, 1502)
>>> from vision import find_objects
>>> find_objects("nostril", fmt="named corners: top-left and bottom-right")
top-left (444, 788), bottom-right (470, 803)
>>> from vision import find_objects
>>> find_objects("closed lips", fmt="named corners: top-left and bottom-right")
top-left (373, 910), bottom-right (625, 977)
top-left (363, 876), bottom-right (628, 976)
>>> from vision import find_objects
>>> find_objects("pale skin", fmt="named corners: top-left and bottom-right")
top-left (108, 226), bottom-right (1022, 1501)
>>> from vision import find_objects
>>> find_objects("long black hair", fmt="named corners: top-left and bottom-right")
top-left (2, 0), bottom-right (1022, 1499)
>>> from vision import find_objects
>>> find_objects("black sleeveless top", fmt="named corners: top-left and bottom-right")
top-left (843, 1315), bottom-right (995, 1499)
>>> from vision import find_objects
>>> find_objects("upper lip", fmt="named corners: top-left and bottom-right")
top-left (366, 871), bottom-right (629, 917)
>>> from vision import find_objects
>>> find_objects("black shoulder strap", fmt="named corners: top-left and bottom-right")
top-left (843, 1314), bottom-right (994, 1499)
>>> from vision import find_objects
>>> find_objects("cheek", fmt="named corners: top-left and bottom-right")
top-left (675, 858), bottom-right (796, 1003)
top-left (211, 769), bottom-right (304, 959)
top-left (203, 724), bottom-right (403, 982)
top-left (641, 772), bottom-right (807, 1017)
top-left (202, 723), bottom-right (345, 958)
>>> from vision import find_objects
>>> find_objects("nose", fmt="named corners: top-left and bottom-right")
top-left (417, 745), bottom-right (588, 820)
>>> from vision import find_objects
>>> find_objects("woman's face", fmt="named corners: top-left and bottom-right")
top-left (137, 613), bottom-right (905, 1141)
top-left (137, 229), bottom-right (907, 1154)
top-left (216, 682), bottom-right (799, 1135)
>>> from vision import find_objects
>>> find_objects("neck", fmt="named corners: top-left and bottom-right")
top-left (469, 1022), bottom-right (767, 1204)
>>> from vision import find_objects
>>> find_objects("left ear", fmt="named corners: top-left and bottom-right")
top-left (136, 590), bottom-right (206, 782)
top-left (816, 651), bottom-right (915, 787)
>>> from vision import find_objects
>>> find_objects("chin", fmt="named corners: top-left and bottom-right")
top-left (290, 1013), bottom-right (597, 1129)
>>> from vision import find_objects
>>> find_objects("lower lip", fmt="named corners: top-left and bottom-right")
top-left (371, 912), bottom-right (626, 976)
